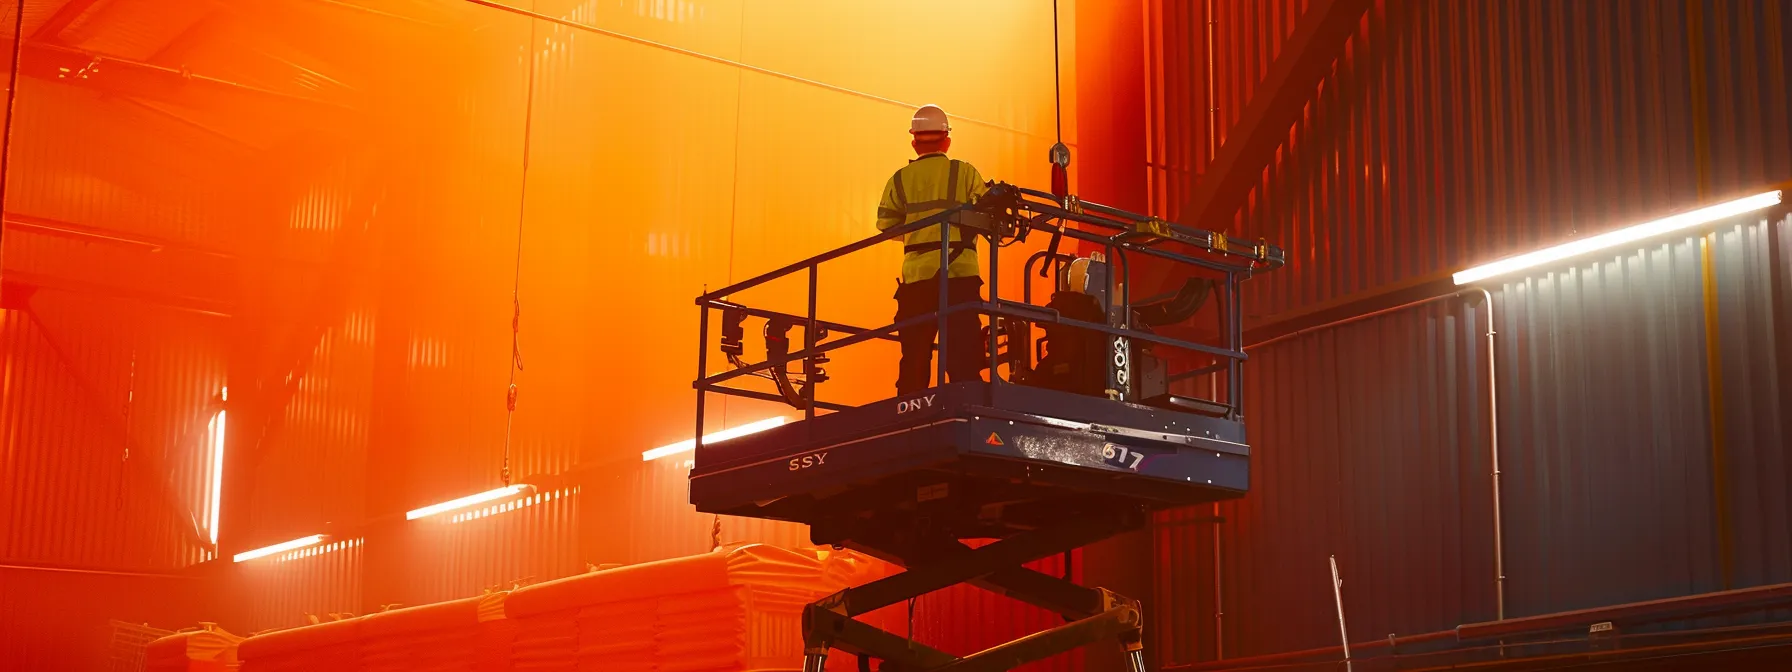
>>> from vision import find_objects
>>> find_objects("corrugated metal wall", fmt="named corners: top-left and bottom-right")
top-left (235, 538), bottom-right (365, 633)
top-left (1710, 214), bottom-right (1792, 592)
top-left (1140, 1), bottom-right (1792, 666)
top-left (1493, 232), bottom-right (1723, 616)
top-left (1145, 0), bottom-right (1792, 320)
top-left (1155, 212), bottom-right (1792, 666)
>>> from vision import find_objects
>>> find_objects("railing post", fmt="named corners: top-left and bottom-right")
top-left (695, 302), bottom-right (709, 458)
top-left (938, 219), bottom-right (951, 387)
top-left (987, 227), bottom-right (1001, 400)
top-left (806, 264), bottom-right (819, 421)
top-left (1226, 272), bottom-right (1242, 420)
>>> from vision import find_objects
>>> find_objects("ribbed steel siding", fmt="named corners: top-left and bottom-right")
top-left (1709, 214), bottom-right (1791, 591)
top-left (425, 486), bottom-right (583, 603)
top-left (1492, 232), bottom-right (1725, 616)
top-left (238, 538), bottom-right (365, 633)
top-left (1149, 0), bottom-right (1792, 319)
top-left (1, 293), bottom-right (222, 570)
top-left (584, 456), bottom-right (809, 567)
top-left (1167, 299), bottom-right (1495, 663)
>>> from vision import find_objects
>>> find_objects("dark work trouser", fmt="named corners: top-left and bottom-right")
top-left (893, 276), bottom-right (985, 395)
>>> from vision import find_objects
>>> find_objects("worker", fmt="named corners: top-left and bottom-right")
top-left (877, 104), bottom-right (991, 395)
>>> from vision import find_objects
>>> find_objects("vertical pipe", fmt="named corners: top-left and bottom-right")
top-left (1211, 500), bottom-right (1223, 660)
top-left (1476, 288), bottom-right (1505, 620)
top-left (1205, 0), bottom-right (1217, 165)
top-left (0, 0), bottom-right (26, 269)
top-left (805, 265), bottom-right (818, 420)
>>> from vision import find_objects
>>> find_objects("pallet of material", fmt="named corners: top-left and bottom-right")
top-left (504, 544), bottom-right (895, 672)
top-left (237, 617), bottom-right (363, 672)
top-left (146, 625), bottom-right (244, 672)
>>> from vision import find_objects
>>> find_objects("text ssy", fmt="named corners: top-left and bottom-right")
top-left (788, 452), bottom-right (830, 471)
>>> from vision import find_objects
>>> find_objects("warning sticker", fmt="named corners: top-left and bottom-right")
top-left (985, 432), bottom-right (1004, 446)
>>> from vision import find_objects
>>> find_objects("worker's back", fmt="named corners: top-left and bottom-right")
top-left (877, 153), bottom-right (989, 283)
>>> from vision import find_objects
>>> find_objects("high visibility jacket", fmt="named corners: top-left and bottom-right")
top-left (876, 153), bottom-right (990, 283)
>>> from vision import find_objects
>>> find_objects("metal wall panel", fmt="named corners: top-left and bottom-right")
top-left (1, 293), bottom-right (221, 570)
top-left (1147, 0), bottom-right (1792, 321)
top-left (1157, 209), bottom-right (1792, 666)
top-left (1710, 214), bottom-right (1792, 592)
top-left (1161, 298), bottom-right (1497, 664)
top-left (1491, 232), bottom-right (1724, 616)
top-left (236, 538), bottom-right (365, 633)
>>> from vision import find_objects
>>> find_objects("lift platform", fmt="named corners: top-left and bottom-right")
top-left (688, 183), bottom-right (1282, 672)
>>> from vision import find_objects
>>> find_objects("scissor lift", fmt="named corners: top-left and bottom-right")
top-left (688, 184), bottom-right (1283, 672)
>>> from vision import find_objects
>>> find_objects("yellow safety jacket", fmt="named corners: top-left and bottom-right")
top-left (876, 153), bottom-right (990, 283)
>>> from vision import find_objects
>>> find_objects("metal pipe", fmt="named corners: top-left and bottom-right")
top-left (1247, 287), bottom-right (1508, 619)
top-left (696, 384), bottom-right (852, 413)
top-left (1455, 580), bottom-right (1792, 642)
top-left (700, 300), bottom-right (892, 341)
top-left (1212, 500), bottom-right (1223, 660)
top-left (1168, 581), bottom-right (1792, 672)
top-left (1477, 287), bottom-right (1505, 620)
top-left (805, 265), bottom-right (818, 420)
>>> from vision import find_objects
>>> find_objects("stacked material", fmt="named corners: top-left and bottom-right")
top-left (237, 617), bottom-right (363, 672)
top-left (235, 592), bottom-right (516, 672)
top-left (145, 625), bottom-right (244, 672)
top-left (506, 545), bottom-right (894, 672)
top-left (475, 591), bottom-right (520, 672)
top-left (363, 595), bottom-right (487, 672)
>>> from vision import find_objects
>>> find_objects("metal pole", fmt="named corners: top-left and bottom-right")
top-left (1477, 288), bottom-right (1506, 620)
top-left (694, 303), bottom-right (709, 458)
top-left (987, 228), bottom-right (1000, 398)
top-left (938, 220), bottom-right (951, 386)
top-left (806, 265), bottom-right (819, 420)
top-left (1330, 555), bottom-right (1352, 672)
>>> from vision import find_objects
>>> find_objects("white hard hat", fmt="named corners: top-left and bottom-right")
top-left (909, 104), bottom-right (951, 135)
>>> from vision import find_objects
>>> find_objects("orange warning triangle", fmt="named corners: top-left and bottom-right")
top-left (986, 432), bottom-right (1004, 446)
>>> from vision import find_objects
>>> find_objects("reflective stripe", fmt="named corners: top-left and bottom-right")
top-left (946, 160), bottom-right (960, 203)
top-left (891, 168), bottom-right (907, 209)
top-left (903, 199), bottom-right (961, 213)
top-left (903, 241), bottom-right (976, 254)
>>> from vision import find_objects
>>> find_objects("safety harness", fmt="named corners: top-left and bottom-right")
top-left (894, 158), bottom-right (977, 266)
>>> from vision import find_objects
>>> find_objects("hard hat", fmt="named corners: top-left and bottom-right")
top-left (909, 104), bottom-right (951, 135)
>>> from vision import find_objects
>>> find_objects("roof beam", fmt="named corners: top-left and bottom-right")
top-left (32, 0), bottom-right (110, 43)
top-left (18, 40), bottom-right (356, 119)
top-left (1177, 0), bottom-right (1375, 230)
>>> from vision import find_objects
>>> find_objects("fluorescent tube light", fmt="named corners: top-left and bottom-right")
top-left (642, 416), bottom-right (786, 462)
top-left (233, 534), bottom-right (325, 563)
top-left (405, 484), bottom-right (532, 521)
top-left (1453, 190), bottom-right (1782, 285)
top-left (208, 408), bottom-right (226, 547)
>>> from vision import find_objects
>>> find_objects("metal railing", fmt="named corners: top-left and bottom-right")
top-left (691, 183), bottom-right (1284, 452)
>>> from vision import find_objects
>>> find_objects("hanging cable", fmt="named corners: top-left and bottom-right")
top-left (0, 0), bottom-right (27, 268)
top-left (1052, 0), bottom-right (1062, 143)
top-left (503, 6), bottom-right (541, 486)
top-left (1048, 0), bottom-right (1071, 202)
